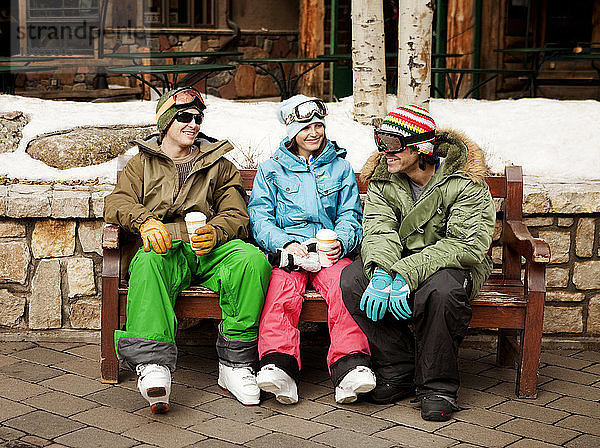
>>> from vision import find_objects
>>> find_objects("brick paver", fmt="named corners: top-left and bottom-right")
top-left (54, 427), bottom-right (138, 448)
top-left (555, 414), bottom-right (600, 436)
top-left (0, 341), bottom-right (598, 448)
top-left (539, 365), bottom-right (599, 385)
top-left (198, 397), bottom-right (275, 423)
top-left (188, 417), bottom-right (269, 444)
top-left (436, 421), bottom-right (520, 447)
top-left (491, 400), bottom-right (570, 424)
top-left (564, 434), bottom-right (600, 448)
top-left (246, 432), bottom-right (329, 448)
top-left (547, 396), bottom-right (600, 418)
top-left (39, 373), bottom-right (109, 397)
top-left (22, 390), bottom-right (99, 417)
top-left (0, 360), bottom-right (65, 383)
top-left (4, 410), bottom-right (85, 439)
top-left (497, 418), bottom-right (580, 445)
top-left (16, 347), bottom-right (80, 365)
top-left (313, 427), bottom-right (396, 448)
top-left (123, 421), bottom-right (207, 447)
top-left (71, 406), bottom-right (151, 433)
top-left (539, 379), bottom-right (600, 401)
top-left (0, 376), bottom-right (49, 401)
top-left (376, 424), bottom-right (457, 447)
top-left (252, 414), bottom-right (332, 439)
top-left (0, 397), bottom-right (35, 422)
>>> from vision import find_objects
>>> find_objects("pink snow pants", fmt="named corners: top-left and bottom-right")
top-left (258, 258), bottom-right (371, 371)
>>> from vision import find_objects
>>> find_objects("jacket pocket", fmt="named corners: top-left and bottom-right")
top-left (273, 177), bottom-right (301, 225)
top-left (316, 179), bottom-right (343, 215)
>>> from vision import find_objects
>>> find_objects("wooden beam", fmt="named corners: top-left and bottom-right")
top-left (298, 0), bottom-right (325, 97)
top-left (446, 0), bottom-right (475, 97)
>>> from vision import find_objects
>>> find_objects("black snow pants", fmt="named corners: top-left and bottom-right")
top-left (340, 259), bottom-right (473, 399)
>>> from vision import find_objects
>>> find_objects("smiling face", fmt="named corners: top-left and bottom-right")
top-left (163, 107), bottom-right (202, 149)
top-left (384, 146), bottom-right (420, 175)
top-left (294, 123), bottom-right (325, 158)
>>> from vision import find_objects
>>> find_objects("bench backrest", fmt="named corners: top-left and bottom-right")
top-left (116, 155), bottom-right (522, 281)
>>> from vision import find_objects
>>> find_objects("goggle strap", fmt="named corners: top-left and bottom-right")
top-left (376, 130), bottom-right (436, 147)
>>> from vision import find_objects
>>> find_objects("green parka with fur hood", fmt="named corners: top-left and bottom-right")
top-left (360, 130), bottom-right (495, 298)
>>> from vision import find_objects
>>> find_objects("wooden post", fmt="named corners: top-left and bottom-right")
top-left (446, 0), bottom-right (475, 98)
top-left (299, 0), bottom-right (325, 97)
top-left (397, 0), bottom-right (434, 109)
top-left (592, 1), bottom-right (600, 48)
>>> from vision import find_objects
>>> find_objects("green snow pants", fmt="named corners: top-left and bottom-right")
top-left (114, 239), bottom-right (271, 372)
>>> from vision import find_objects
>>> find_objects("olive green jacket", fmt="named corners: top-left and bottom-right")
top-left (104, 135), bottom-right (249, 248)
top-left (360, 130), bottom-right (496, 298)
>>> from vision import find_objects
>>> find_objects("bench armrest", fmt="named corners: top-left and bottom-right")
top-left (102, 223), bottom-right (120, 249)
top-left (102, 223), bottom-right (121, 279)
top-left (504, 220), bottom-right (551, 264)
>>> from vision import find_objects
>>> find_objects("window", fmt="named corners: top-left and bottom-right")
top-left (26, 0), bottom-right (99, 54)
top-left (143, 0), bottom-right (215, 27)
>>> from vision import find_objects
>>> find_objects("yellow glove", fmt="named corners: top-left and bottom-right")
top-left (190, 224), bottom-right (217, 255)
top-left (140, 218), bottom-right (172, 254)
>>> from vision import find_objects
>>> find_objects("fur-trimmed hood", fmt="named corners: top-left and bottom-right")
top-left (360, 129), bottom-right (489, 184)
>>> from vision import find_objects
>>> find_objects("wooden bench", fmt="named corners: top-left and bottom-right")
top-left (101, 161), bottom-right (550, 399)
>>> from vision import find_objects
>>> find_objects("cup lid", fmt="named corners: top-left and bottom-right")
top-left (316, 229), bottom-right (337, 240)
top-left (185, 211), bottom-right (206, 221)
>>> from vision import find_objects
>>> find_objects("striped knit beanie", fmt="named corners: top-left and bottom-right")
top-left (380, 105), bottom-right (436, 155)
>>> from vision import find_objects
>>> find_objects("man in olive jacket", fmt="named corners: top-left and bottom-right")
top-left (341, 106), bottom-right (495, 421)
top-left (104, 87), bottom-right (271, 412)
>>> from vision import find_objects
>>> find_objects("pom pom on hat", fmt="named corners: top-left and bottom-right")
top-left (380, 105), bottom-right (436, 155)
top-left (277, 94), bottom-right (326, 140)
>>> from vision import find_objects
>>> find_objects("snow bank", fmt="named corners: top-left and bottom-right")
top-left (0, 94), bottom-right (598, 184)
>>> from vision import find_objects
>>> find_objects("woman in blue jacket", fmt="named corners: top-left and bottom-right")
top-left (248, 95), bottom-right (375, 405)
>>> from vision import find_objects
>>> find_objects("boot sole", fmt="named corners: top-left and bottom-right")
top-left (421, 410), bottom-right (452, 421)
top-left (151, 402), bottom-right (169, 414)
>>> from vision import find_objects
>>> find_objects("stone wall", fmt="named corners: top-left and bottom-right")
top-left (0, 183), bottom-right (112, 332)
top-left (0, 182), bottom-right (599, 341)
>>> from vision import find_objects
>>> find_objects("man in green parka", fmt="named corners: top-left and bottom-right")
top-left (104, 87), bottom-right (271, 413)
top-left (340, 105), bottom-right (495, 421)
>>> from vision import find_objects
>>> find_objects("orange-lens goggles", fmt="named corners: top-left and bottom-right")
top-left (156, 87), bottom-right (206, 122)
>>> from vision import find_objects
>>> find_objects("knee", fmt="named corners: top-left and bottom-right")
top-left (130, 249), bottom-right (168, 272)
top-left (235, 242), bottom-right (271, 273)
top-left (340, 261), bottom-right (364, 295)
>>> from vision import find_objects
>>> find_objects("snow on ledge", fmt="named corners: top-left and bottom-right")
top-left (0, 94), bottom-right (598, 185)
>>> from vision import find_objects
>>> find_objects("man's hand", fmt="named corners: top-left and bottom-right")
top-left (191, 224), bottom-right (217, 255)
top-left (140, 218), bottom-right (172, 254)
top-left (389, 273), bottom-right (411, 320)
top-left (360, 267), bottom-right (393, 321)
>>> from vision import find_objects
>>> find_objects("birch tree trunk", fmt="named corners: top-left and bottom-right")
top-left (397, 1), bottom-right (434, 109)
top-left (351, 0), bottom-right (386, 125)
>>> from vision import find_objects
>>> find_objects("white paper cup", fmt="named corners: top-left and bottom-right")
top-left (316, 229), bottom-right (338, 267)
top-left (185, 212), bottom-right (206, 246)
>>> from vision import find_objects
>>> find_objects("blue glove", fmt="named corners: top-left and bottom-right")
top-left (360, 267), bottom-right (393, 321)
top-left (389, 273), bottom-right (412, 320)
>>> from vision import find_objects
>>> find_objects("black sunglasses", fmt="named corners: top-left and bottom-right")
top-left (175, 111), bottom-right (203, 125)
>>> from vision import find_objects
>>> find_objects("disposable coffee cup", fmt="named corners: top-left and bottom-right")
top-left (185, 212), bottom-right (206, 247)
top-left (316, 229), bottom-right (338, 267)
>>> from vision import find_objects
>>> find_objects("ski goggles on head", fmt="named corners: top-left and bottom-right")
top-left (374, 129), bottom-right (435, 154)
top-left (174, 110), bottom-right (203, 125)
top-left (156, 87), bottom-right (206, 122)
top-left (284, 99), bottom-right (327, 125)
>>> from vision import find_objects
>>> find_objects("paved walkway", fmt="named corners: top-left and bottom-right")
top-left (0, 340), bottom-right (598, 448)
